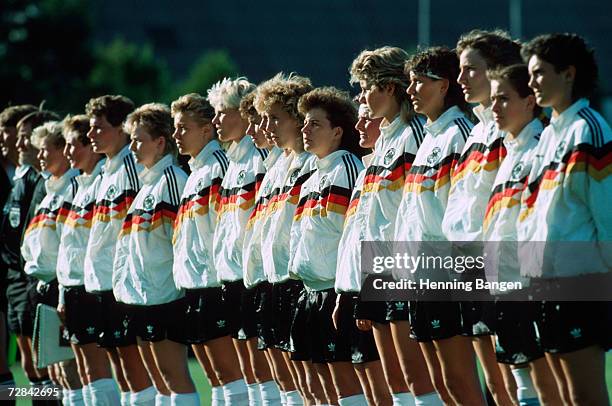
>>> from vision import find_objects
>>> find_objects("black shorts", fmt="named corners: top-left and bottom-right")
top-left (122, 299), bottom-right (186, 344)
top-left (460, 301), bottom-right (496, 337)
top-left (221, 280), bottom-right (246, 339)
top-left (354, 300), bottom-right (388, 324)
top-left (385, 301), bottom-right (410, 321)
top-left (183, 287), bottom-right (232, 344)
top-left (241, 285), bottom-right (259, 340)
top-left (494, 301), bottom-right (543, 365)
top-left (337, 294), bottom-right (380, 364)
top-left (64, 285), bottom-right (100, 345)
top-left (6, 270), bottom-right (38, 336)
top-left (271, 279), bottom-right (304, 352)
top-left (252, 282), bottom-right (275, 350)
top-left (290, 288), bottom-right (341, 364)
top-left (537, 301), bottom-right (610, 354)
top-left (93, 291), bottom-right (137, 348)
top-left (409, 300), bottom-right (462, 342)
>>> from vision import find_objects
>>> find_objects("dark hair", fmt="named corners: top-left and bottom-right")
top-left (456, 29), bottom-right (522, 69)
top-left (405, 47), bottom-right (469, 113)
top-left (298, 87), bottom-right (366, 157)
top-left (17, 110), bottom-right (60, 131)
top-left (0, 105), bottom-right (38, 128)
top-left (63, 114), bottom-right (92, 146)
top-left (487, 64), bottom-right (543, 118)
top-left (85, 95), bottom-right (135, 127)
top-left (521, 33), bottom-right (597, 101)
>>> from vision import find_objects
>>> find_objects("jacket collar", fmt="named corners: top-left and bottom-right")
top-left (473, 104), bottom-right (494, 128)
top-left (550, 98), bottom-right (589, 134)
top-left (503, 119), bottom-right (543, 154)
top-left (46, 168), bottom-right (79, 194)
top-left (226, 136), bottom-right (252, 162)
top-left (424, 106), bottom-right (465, 137)
top-left (77, 158), bottom-right (105, 188)
top-left (104, 144), bottom-right (132, 174)
top-left (189, 140), bottom-right (222, 171)
top-left (316, 149), bottom-right (346, 171)
top-left (140, 154), bottom-right (175, 185)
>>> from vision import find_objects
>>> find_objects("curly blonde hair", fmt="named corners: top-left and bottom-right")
top-left (31, 121), bottom-right (64, 149)
top-left (124, 103), bottom-right (177, 157)
top-left (253, 72), bottom-right (313, 123)
top-left (207, 77), bottom-right (255, 111)
top-left (349, 46), bottom-right (413, 123)
top-left (238, 91), bottom-right (259, 122)
top-left (171, 93), bottom-right (215, 125)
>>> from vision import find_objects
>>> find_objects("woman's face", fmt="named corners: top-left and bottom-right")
top-left (130, 125), bottom-right (164, 168)
top-left (173, 112), bottom-right (211, 158)
top-left (264, 103), bottom-right (302, 151)
top-left (407, 71), bottom-right (447, 121)
top-left (302, 107), bottom-right (340, 159)
top-left (490, 78), bottom-right (535, 136)
top-left (359, 81), bottom-right (395, 119)
top-left (212, 108), bottom-right (245, 143)
top-left (355, 109), bottom-right (383, 149)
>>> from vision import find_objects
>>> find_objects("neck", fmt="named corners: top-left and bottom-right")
top-left (383, 105), bottom-right (401, 124)
top-left (506, 117), bottom-right (534, 140)
top-left (552, 95), bottom-right (575, 118)
top-left (426, 108), bottom-right (444, 124)
top-left (81, 156), bottom-right (103, 175)
top-left (105, 142), bottom-right (128, 159)
top-left (479, 98), bottom-right (492, 109)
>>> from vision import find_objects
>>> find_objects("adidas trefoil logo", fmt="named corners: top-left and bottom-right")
top-left (352, 352), bottom-right (363, 363)
top-left (327, 343), bottom-right (336, 352)
top-left (114, 330), bottom-right (121, 338)
top-left (86, 326), bottom-right (95, 335)
top-left (395, 302), bottom-right (405, 311)
top-left (146, 325), bottom-right (154, 334)
top-left (431, 319), bottom-right (441, 329)
top-left (217, 320), bottom-right (226, 328)
top-left (570, 328), bottom-right (582, 339)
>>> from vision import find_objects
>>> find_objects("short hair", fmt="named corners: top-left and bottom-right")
top-left (406, 47), bottom-right (469, 112)
top-left (253, 72), bottom-right (313, 123)
top-left (239, 92), bottom-right (259, 122)
top-left (31, 121), bottom-right (65, 150)
top-left (63, 114), bottom-right (91, 146)
top-left (456, 29), bottom-right (522, 69)
top-left (0, 105), bottom-right (38, 128)
top-left (85, 95), bottom-right (135, 127)
top-left (349, 46), bottom-right (414, 122)
top-left (521, 33), bottom-right (598, 100)
top-left (170, 93), bottom-right (215, 125)
top-left (487, 64), bottom-right (542, 117)
top-left (298, 86), bottom-right (364, 156)
top-left (17, 110), bottom-right (60, 132)
top-left (124, 103), bottom-right (177, 157)
top-left (207, 77), bottom-right (256, 111)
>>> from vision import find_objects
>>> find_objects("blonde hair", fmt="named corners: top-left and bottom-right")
top-left (253, 72), bottom-right (313, 123)
top-left (31, 121), bottom-right (64, 149)
top-left (207, 77), bottom-right (256, 111)
top-left (124, 103), bottom-right (177, 157)
top-left (349, 46), bottom-right (414, 123)
top-left (239, 91), bottom-right (259, 122)
top-left (171, 93), bottom-right (215, 125)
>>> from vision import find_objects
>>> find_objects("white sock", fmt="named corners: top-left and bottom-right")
top-left (81, 384), bottom-right (92, 406)
top-left (259, 380), bottom-right (281, 405)
top-left (131, 386), bottom-right (157, 406)
top-left (68, 388), bottom-right (86, 405)
top-left (393, 392), bottom-right (416, 406)
top-left (338, 393), bottom-right (368, 405)
top-left (155, 392), bottom-right (172, 406)
top-left (89, 378), bottom-right (122, 406)
top-left (415, 391), bottom-right (443, 405)
top-left (62, 388), bottom-right (70, 405)
top-left (170, 392), bottom-right (200, 406)
top-left (280, 391), bottom-right (288, 405)
top-left (512, 367), bottom-right (539, 403)
top-left (247, 382), bottom-right (262, 405)
top-left (211, 385), bottom-right (225, 406)
top-left (222, 378), bottom-right (248, 405)
top-left (285, 390), bottom-right (304, 405)
top-left (120, 391), bottom-right (131, 406)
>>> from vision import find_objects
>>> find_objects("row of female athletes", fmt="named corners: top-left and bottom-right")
top-left (1, 29), bottom-right (611, 406)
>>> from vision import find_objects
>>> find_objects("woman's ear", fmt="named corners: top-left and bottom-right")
top-left (439, 78), bottom-right (450, 96)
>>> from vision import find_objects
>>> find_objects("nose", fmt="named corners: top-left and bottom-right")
top-left (172, 128), bottom-right (180, 140)
top-left (130, 139), bottom-right (137, 152)
top-left (16, 135), bottom-right (25, 150)
top-left (358, 90), bottom-right (366, 104)
top-left (212, 113), bottom-right (220, 126)
top-left (528, 74), bottom-right (537, 90)
top-left (491, 99), bottom-right (500, 114)
top-left (265, 118), bottom-right (274, 134)
top-left (355, 117), bottom-right (366, 133)
top-left (37, 149), bottom-right (44, 161)
top-left (457, 69), bottom-right (467, 85)
top-left (87, 127), bottom-right (95, 140)
top-left (63, 144), bottom-right (70, 158)
top-left (246, 122), bottom-right (256, 136)
top-left (407, 81), bottom-right (416, 95)
top-left (301, 122), bottom-right (311, 134)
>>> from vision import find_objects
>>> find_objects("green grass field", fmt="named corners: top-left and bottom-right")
top-left (9, 354), bottom-right (612, 405)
